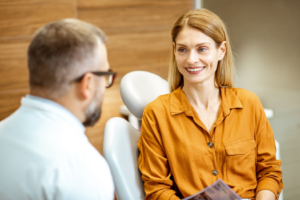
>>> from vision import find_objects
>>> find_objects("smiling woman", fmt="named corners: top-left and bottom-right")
top-left (169, 9), bottom-right (234, 93)
top-left (174, 27), bottom-right (226, 92)
top-left (138, 9), bottom-right (283, 200)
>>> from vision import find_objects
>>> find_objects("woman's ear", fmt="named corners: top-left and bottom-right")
top-left (77, 73), bottom-right (93, 100)
top-left (218, 41), bottom-right (227, 60)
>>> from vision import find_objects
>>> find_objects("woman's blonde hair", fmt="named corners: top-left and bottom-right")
top-left (168, 9), bottom-right (234, 92)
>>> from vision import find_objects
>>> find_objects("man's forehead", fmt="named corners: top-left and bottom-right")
top-left (95, 41), bottom-right (109, 71)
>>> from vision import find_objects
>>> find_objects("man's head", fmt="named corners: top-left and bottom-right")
top-left (28, 19), bottom-right (110, 126)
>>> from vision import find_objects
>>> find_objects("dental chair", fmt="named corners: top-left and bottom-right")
top-left (103, 71), bottom-right (169, 200)
top-left (103, 71), bottom-right (282, 200)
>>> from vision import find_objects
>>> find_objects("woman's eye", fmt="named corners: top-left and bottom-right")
top-left (198, 47), bottom-right (208, 52)
top-left (177, 48), bottom-right (186, 53)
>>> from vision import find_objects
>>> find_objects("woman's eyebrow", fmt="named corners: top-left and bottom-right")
top-left (195, 42), bottom-right (211, 46)
top-left (175, 43), bottom-right (186, 47)
top-left (176, 42), bottom-right (211, 47)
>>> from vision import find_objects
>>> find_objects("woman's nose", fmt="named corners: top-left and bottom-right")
top-left (187, 50), bottom-right (198, 64)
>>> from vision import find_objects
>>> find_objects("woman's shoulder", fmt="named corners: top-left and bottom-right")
top-left (227, 87), bottom-right (260, 102)
top-left (143, 94), bottom-right (171, 115)
top-left (224, 87), bottom-right (264, 117)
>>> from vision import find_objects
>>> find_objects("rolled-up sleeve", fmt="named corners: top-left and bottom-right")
top-left (254, 96), bottom-right (284, 199)
top-left (138, 106), bottom-right (180, 200)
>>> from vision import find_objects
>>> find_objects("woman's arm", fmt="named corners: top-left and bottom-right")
top-left (254, 96), bottom-right (284, 200)
top-left (138, 107), bottom-right (180, 200)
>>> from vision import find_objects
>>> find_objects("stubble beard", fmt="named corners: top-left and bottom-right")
top-left (83, 95), bottom-right (102, 127)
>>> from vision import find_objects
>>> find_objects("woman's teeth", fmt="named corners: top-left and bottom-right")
top-left (186, 67), bottom-right (204, 72)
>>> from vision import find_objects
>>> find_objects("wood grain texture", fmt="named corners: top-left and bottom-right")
top-left (78, 0), bottom-right (194, 9)
top-left (107, 31), bottom-right (172, 82)
top-left (78, 0), bottom-right (193, 34)
top-left (0, 0), bottom-right (76, 122)
top-left (77, 0), bottom-right (147, 8)
top-left (0, 88), bottom-right (29, 120)
top-left (0, 0), bottom-right (76, 38)
top-left (0, 37), bottom-right (31, 91)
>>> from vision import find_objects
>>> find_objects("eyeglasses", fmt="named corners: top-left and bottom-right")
top-left (75, 69), bottom-right (117, 88)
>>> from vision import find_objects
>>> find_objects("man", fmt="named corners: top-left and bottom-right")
top-left (0, 19), bottom-right (115, 200)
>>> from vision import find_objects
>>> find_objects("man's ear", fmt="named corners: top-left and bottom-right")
top-left (77, 73), bottom-right (93, 100)
top-left (218, 41), bottom-right (227, 60)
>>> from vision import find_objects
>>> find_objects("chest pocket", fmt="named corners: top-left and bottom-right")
top-left (225, 139), bottom-right (257, 187)
top-left (225, 139), bottom-right (256, 155)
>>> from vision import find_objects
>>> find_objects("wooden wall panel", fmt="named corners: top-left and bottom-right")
top-left (0, 38), bottom-right (31, 120)
top-left (107, 31), bottom-right (172, 81)
top-left (0, 38), bottom-right (31, 91)
top-left (77, 0), bottom-right (145, 8)
top-left (0, 0), bottom-right (76, 121)
top-left (77, 0), bottom-right (193, 9)
top-left (0, 0), bottom-right (76, 38)
top-left (78, 1), bottom-right (193, 34)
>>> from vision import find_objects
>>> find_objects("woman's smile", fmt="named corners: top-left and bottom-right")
top-left (185, 67), bottom-right (205, 74)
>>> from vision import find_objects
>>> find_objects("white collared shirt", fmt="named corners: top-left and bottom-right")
top-left (0, 95), bottom-right (114, 200)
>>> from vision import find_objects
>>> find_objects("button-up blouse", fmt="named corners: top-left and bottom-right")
top-left (138, 87), bottom-right (283, 200)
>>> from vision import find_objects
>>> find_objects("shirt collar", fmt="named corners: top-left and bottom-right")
top-left (23, 95), bottom-right (85, 133)
top-left (170, 87), bottom-right (243, 116)
top-left (220, 87), bottom-right (243, 116)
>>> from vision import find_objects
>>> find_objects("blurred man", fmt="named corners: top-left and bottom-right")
top-left (0, 19), bottom-right (116, 200)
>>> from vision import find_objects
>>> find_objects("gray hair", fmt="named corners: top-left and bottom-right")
top-left (27, 18), bottom-right (107, 99)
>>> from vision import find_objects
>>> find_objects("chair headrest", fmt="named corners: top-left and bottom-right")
top-left (120, 71), bottom-right (169, 119)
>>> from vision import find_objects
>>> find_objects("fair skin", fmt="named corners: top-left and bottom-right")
top-left (174, 26), bottom-right (225, 134)
top-left (31, 41), bottom-right (109, 124)
top-left (174, 26), bottom-right (275, 200)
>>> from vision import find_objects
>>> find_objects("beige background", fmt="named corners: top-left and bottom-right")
top-left (203, 1), bottom-right (300, 199)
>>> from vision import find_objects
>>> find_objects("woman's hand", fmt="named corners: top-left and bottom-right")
top-left (256, 190), bottom-right (276, 200)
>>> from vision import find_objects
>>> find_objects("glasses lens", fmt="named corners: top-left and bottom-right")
top-left (105, 75), bottom-right (113, 87)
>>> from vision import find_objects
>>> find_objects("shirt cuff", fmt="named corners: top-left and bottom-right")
top-left (157, 190), bottom-right (181, 200)
top-left (170, 194), bottom-right (181, 200)
top-left (256, 178), bottom-right (281, 199)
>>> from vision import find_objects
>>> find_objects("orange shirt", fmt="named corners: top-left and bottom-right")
top-left (138, 87), bottom-right (283, 200)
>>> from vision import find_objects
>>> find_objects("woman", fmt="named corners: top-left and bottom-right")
top-left (138, 9), bottom-right (283, 200)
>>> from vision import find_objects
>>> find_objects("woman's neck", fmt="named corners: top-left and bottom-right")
top-left (182, 80), bottom-right (220, 110)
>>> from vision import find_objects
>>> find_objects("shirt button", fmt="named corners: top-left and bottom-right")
top-left (212, 169), bottom-right (218, 176)
top-left (208, 141), bottom-right (214, 148)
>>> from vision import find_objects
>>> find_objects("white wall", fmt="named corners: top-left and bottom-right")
top-left (203, 1), bottom-right (300, 199)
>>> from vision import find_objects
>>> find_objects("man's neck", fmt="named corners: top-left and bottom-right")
top-left (30, 90), bottom-right (86, 123)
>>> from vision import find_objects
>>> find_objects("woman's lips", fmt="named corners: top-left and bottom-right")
top-left (185, 67), bottom-right (205, 74)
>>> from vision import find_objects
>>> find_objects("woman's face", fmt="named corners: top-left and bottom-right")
top-left (174, 26), bottom-right (226, 87)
